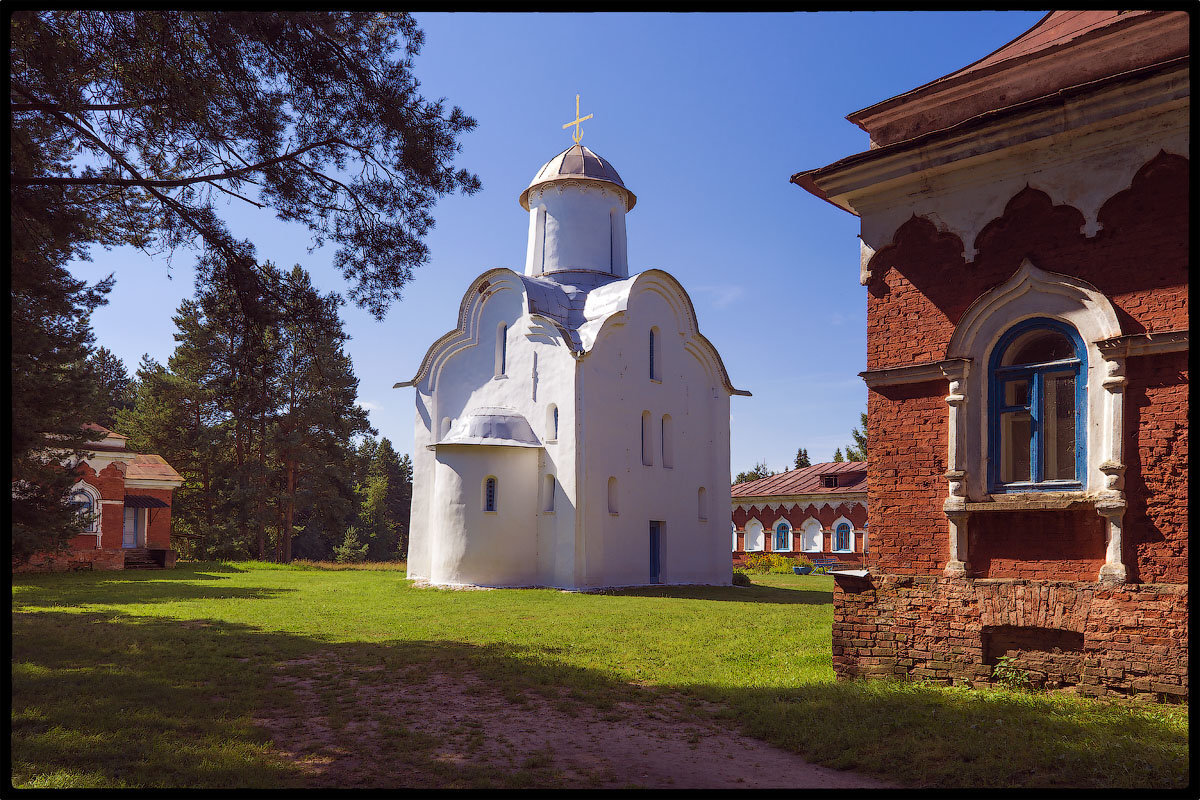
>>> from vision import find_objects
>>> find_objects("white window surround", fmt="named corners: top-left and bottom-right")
top-left (942, 259), bottom-right (1127, 583)
top-left (744, 518), bottom-right (765, 552)
top-left (770, 517), bottom-right (792, 552)
top-left (831, 516), bottom-right (855, 552)
top-left (70, 482), bottom-right (102, 545)
top-left (800, 518), bottom-right (823, 553)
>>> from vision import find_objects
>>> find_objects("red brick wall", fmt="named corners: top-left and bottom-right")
top-left (833, 575), bottom-right (1187, 700)
top-left (844, 152), bottom-right (1189, 697)
top-left (1125, 350), bottom-right (1189, 584)
top-left (969, 509), bottom-right (1105, 580)
top-left (865, 152), bottom-right (1189, 372)
top-left (867, 382), bottom-right (947, 575)
top-left (136, 487), bottom-right (176, 549)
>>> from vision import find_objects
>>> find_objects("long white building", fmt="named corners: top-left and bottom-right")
top-left (396, 143), bottom-right (748, 589)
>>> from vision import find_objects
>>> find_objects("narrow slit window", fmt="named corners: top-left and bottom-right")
top-left (484, 477), bottom-right (497, 512)
top-left (661, 414), bottom-right (674, 468)
top-left (495, 322), bottom-right (508, 377)
top-left (649, 327), bottom-right (661, 381)
top-left (608, 477), bottom-right (619, 514)
top-left (543, 474), bottom-right (555, 512)
top-left (698, 487), bottom-right (708, 521)
top-left (641, 411), bottom-right (653, 466)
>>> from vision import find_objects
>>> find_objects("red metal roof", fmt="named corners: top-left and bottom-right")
top-left (732, 461), bottom-right (867, 498)
top-left (844, 10), bottom-right (1189, 147)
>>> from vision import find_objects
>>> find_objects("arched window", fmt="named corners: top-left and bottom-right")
top-left (69, 485), bottom-right (99, 533)
top-left (834, 522), bottom-right (852, 552)
top-left (484, 477), bottom-right (498, 512)
top-left (649, 327), bottom-right (661, 381)
top-left (800, 519), bottom-right (823, 553)
top-left (989, 318), bottom-right (1085, 491)
top-left (774, 521), bottom-right (791, 552)
top-left (697, 487), bottom-right (708, 521)
top-left (608, 476), bottom-right (619, 515)
top-left (661, 414), bottom-right (674, 469)
top-left (731, 521), bottom-right (738, 552)
top-left (543, 474), bottom-right (555, 512)
top-left (495, 322), bottom-right (508, 377)
top-left (744, 519), bottom-right (765, 552)
top-left (641, 411), bottom-right (653, 466)
top-left (546, 404), bottom-right (558, 442)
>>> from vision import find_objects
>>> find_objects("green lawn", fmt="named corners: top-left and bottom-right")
top-left (11, 563), bottom-right (1188, 788)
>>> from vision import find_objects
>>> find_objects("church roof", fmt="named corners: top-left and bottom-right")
top-left (732, 461), bottom-right (867, 498)
top-left (434, 408), bottom-right (542, 448)
top-left (519, 144), bottom-right (637, 211)
top-left (395, 267), bottom-right (749, 397)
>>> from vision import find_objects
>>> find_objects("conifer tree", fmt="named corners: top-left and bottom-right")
top-left (794, 448), bottom-right (811, 470)
top-left (844, 411), bottom-right (868, 462)
top-left (833, 448), bottom-right (845, 463)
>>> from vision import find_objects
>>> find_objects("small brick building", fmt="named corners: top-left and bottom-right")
top-left (792, 11), bottom-right (1188, 699)
top-left (17, 424), bottom-right (184, 572)
top-left (731, 462), bottom-right (867, 568)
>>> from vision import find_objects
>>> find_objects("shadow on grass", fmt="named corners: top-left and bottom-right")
top-left (602, 584), bottom-right (832, 605)
top-left (10, 608), bottom-right (1188, 790)
top-left (12, 571), bottom-right (296, 609)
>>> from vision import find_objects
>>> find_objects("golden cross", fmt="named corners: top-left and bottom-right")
top-left (561, 94), bottom-right (593, 144)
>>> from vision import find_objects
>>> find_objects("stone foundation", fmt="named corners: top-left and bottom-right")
top-left (13, 548), bottom-right (126, 573)
top-left (833, 573), bottom-right (1188, 701)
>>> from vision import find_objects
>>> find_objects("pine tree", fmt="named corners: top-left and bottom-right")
top-left (794, 448), bottom-right (811, 470)
top-left (734, 461), bottom-right (776, 484)
top-left (844, 412), bottom-right (868, 462)
top-left (80, 347), bottom-right (136, 429)
top-left (833, 448), bottom-right (845, 463)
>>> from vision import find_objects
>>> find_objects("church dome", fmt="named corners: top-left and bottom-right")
top-left (519, 144), bottom-right (637, 211)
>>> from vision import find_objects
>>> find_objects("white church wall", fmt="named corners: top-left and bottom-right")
top-left (429, 445), bottom-right (540, 586)
top-left (525, 183), bottom-right (629, 277)
top-left (578, 284), bottom-right (730, 588)
top-left (406, 389), bottom-right (436, 580)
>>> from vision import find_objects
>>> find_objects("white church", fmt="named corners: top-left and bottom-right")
top-left (396, 130), bottom-right (748, 590)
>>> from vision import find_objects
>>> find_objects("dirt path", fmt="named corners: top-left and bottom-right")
top-left (255, 654), bottom-right (893, 789)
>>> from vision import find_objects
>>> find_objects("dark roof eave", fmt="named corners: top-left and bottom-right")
top-left (790, 56), bottom-right (1189, 207)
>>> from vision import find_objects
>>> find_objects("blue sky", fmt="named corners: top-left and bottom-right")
top-left (68, 11), bottom-right (1046, 475)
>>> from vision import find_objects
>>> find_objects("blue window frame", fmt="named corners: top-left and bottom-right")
top-left (834, 523), bottom-right (851, 552)
top-left (988, 318), bottom-right (1086, 492)
top-left (774, 522), bottom-right (790, 551)
top-left (649, 521), bottom-right (662, 584)
top-left (552, 406), bottom-right (559, 439)
top-left (70, 489), bottom-right (97, 532)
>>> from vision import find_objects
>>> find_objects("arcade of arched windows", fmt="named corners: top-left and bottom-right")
top-left (731, 501), bottom-right (868, 555)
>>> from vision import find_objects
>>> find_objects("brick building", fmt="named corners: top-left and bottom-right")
top-left (731, 462), bottom-right (867, 568)
top-left (791, 11), bottom-right (1188, 699)
top-left (16, 424), bottom-right (185, 572)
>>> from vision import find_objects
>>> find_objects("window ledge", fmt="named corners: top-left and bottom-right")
top-left (965, 492), bottom-right (1094, 512)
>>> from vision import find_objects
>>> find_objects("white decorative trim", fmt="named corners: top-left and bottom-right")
top-left (769, 516), bottom-right (793, 552)
top-left (804, 67), bottom-right (1188, 262)
top-left (943, 259), bottom-right (1131, 583)
top-left (830, 516), bottom-right (856, 553)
